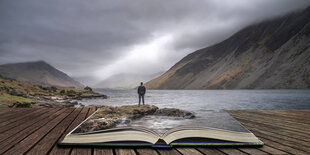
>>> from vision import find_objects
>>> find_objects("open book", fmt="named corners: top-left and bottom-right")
top-left (59, 109), bottom-right (263, 147)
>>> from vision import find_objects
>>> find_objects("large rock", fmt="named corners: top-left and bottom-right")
top-left (92, 105), bottom-right (159, 120)
top-left (8, 101), bottom-right (34, 108)
top-left (78, 92), bottom-right (107, 99)
top-left (154, 108), bottom-right (195, 119)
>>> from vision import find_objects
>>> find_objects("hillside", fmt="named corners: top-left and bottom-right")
top-left (0, 61), bottom-right (83, 88)
top-left (95, 72), bottom-right (163, 89)
top-left (146, 7), bottom-right (310, 89)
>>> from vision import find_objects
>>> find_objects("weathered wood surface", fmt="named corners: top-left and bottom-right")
top-left (0, 108), bottom-right (309, 155)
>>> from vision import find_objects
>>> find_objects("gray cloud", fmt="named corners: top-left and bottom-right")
top-left (1, 0), bottom-right (310, 85)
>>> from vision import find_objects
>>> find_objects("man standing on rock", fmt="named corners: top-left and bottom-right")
top-left (137, 82), bottom-right (146, 106)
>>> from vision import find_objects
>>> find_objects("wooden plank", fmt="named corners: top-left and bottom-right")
top-left (229, 111), bottom-right (310, 154)
top-left (239, 110), bottom-right (310, 125)
top-left (231, 111), bottom-right (310, 132)
top-left (0, 108), bottom-right (63, 154)
top-left (93, 148), bottom-right (114, 155)
top-left (156, 148), bottom-right (181, 155)
top-left (0, 108), bottom-right (41, 128)
top-left (281, 110), bottom-right (310, 118)
top-left (115, 148), bottom-right (136, 155)
top-left (0, 108), bottom-right (31, 122)
top-left (0, 108), bottom-right (33, 122)
top-left (258, 145), bottom-right (288, 155)
top-left (229, 110), bottom-right (310, 120)
top-left (0, 108), bottom-right (10, 113)
top-left (260, 110), bottom-right (310, 118)
top-left (235, 110), bottom-right (310, 128)
top-left (218, 148), bottom-right (247, 155)
top-left (0, 108), bottom-right (55, 142)
top-left (87, 106), bottom-right (97, 117)
top-left (230, 113), bottom-right (310, 140)
top-left (70, 148), bottom-right (92, 155)
top-left (4, 108), bottom-right (74, 154)
top-left (27, 108), bottom-right (82, 155)
top-left (175, 147), bottom-right (203, 155)
top-left (229, 112), bottom-right (310, 137)
top-left (196, 147), bottom-right (225, 155)
top-left (49, 108), bottom-right (90, 155)
top-left (245, 127), bottom-right (310, 152)
top-left (258, 110), bottom-right (310, 119)
top-left (238, 148), bottom-right (268, 154)
top-left (239, 120), bottom-right (310, 147)
top-left (257, 137), bottom-right (308, 155)
top-left (0, 108), bottom-right (40, 126)
top-left (0, 108), bottom-right (35, 119)
top-left (136, 148), bottom-right (159, 155)
top-left (232, 116), bottom-right (310, 142)
top-left (0, 110), bottom-right (9, 115)
top-left (0, 108), bottom-right (47, 133)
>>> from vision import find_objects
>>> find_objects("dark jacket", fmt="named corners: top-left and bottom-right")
top-left (138, 86), bottom-right (146, 95)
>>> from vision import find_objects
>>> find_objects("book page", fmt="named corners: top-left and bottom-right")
top-left (162, 127), bottom-right (260, 144)
top-left (62, 130), bottom-right (159, 144)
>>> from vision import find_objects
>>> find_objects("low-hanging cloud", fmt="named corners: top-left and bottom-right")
top-left (1, 0), bottom-right (310, 85)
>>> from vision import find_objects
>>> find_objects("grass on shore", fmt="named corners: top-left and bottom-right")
top-left (0, 93), bottom-right (36, 107)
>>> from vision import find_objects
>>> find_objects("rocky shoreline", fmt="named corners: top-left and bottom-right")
top-left (30, 89), bottom-right (107, 108)
top-left (74, 105), bottom-right (195, 133)
top-left (0, 78), bottom-right (107, 108)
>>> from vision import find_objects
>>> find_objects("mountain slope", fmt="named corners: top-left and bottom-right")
top-left (146, 7), bottom-right (310, 89)
top-left (95, 72), bottom-right (164, 89)
top-left (0, 61), bottom-right (83, 88)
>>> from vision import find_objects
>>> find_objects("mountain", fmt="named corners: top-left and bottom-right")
top-left (146, 7), bottom-right (310, 89)
top-left (0, 61), bottom-right (84, 88)
top-left (95, 72), bottom-right (164, 89)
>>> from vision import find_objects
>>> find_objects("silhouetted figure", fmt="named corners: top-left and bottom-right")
top-left (137, 82), bottom-right (146, 105)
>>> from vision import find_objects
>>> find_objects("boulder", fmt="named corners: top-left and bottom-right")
top-left (78, 93), bottom-right (107, 99)
top-left (154, 108), bottom-right (195, 119)
top-left (8, 101), bottom-right (34, 108)
top-left (9, 88), bottom-right (25, 97)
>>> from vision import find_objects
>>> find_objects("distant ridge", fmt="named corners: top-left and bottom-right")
top-left (146, 7), bottom-right (310, 89)
top-left (0, 61), bottom-right (84, 88)
top-left (95, 72), bottom-right (164, 89)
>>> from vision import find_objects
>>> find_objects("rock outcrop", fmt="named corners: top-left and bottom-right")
top-left (74, 105), bottom-right (195, 133)
top-left (0, 77), bottom-right (106, 108)
top-left (154, 108), bottom-right (195, 119)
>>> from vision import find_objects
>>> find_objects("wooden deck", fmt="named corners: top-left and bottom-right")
top-left (0, 108), bottom-right (309, 155)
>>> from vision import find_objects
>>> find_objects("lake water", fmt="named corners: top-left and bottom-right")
top-left (80, 89), bottom-right (310, 134)
top-left (81, 89), bottom-right (310, 110)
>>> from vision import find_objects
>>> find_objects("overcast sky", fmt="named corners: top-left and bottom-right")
top-left (1, 0), bottom-right (310, 85)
